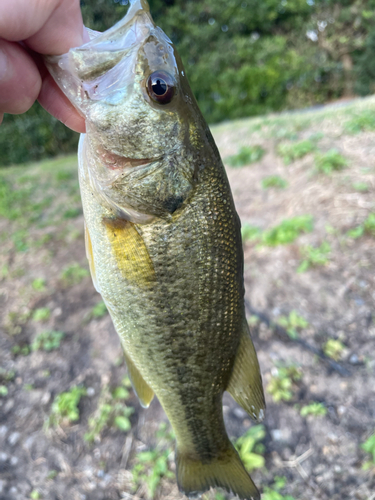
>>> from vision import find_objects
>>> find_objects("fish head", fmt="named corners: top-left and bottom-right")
top-left (47, 0), bottom-right (208, 165)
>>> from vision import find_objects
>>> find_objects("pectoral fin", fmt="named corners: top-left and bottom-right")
top-left (103, 217), bottom-right (156, 287)
top-left (226, 319), bottom-right (265, 421)
top-left (124, 351), bottom-right (154, 408)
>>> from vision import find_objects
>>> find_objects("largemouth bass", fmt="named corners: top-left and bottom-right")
top-left (46, 1), bottom-right (265, 498)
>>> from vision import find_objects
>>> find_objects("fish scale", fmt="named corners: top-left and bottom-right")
top-left (46, 1), bottom-right (265, 498)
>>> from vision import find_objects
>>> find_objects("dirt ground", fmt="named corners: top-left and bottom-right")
top-left (1, 97), bottom-right (375, 500)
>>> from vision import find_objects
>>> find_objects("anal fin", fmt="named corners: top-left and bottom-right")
top-left (124, 351), bottom-right (154, 408)
top-left (227, 319), bottom-right (265, 421)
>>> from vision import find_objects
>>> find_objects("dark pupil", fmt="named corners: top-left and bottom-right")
top-left (152, 78), bottom-right (167, 96)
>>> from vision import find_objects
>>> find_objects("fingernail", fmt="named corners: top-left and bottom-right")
top-left (0, 49), bottom-right (8, 81)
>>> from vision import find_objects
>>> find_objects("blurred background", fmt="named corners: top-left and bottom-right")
top-left (1, 0), bottom-right (375, 166)
top-left (1, 1), bottom-right (375, 500)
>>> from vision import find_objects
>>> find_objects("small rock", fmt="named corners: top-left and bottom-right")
top-left (9, 486), bottom-right (17, 494)
top-left (8, 432), bottom-right (20, 446)
top-left (41, 392), bottom-right (51, 405)
top-left (349, 354), bottom-right (359, 365)
top-left (334, 464), bottom-right (342, 473)
top-left (87, 387), bottom-right (95, 397)
top-left (0, 425), bottom-right (8, 439)
top-left (0, 479), bottom-right (6, 493)
top-left (271, 429), bottom-right (283, 441)
top-left (10, 456), bottom-right (18, 466)
top-left (97, 470), bottom-right (105, 478)
top-left (233, 407), bottom-right (247, 419)
top-left (0, 452), bottom-right (8, 462)
top-left (337, 405), bottom-right (346, 417)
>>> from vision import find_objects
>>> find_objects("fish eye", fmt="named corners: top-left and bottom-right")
top-left (147, 71), bottom-right (175, 105)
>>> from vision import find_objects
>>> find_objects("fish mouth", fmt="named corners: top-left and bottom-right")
top-left (96, 146), bottom-right (160, 171)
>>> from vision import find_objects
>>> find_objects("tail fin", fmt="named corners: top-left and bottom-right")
top-left (176, 443), bottom-right (260, 500)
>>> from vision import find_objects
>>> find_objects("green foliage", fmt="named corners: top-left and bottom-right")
top-left (276, 310), bottom-right (308, 340)
top-left (315, 149), bottom-right (348, 175)
top-left (352, 182), bottom-right (369, 192)
top-left (32, 307), bottom-right (51, 322)
top-left (32, 278), bottom-right (47, 292)
top-left (30, 490), bottom-right (41, 500)
top-left (47, 386), bottom-right (87, 427)
top-left (85, 386), bottom-right (134, 443)
top-left (262, 175), bottom-right (288, 189)
top-left (261, 215), bottom-right (313, 246)
top-left (267, 365), bottom-right (302, 402)
top-left (297, 241), bottom-right (331, 273)
top-left (241, 223), bottom-right (262, 242)
top-left (263, 476), bottom-right (296, 500)
top-left (91, 301), bottom-right (108, 319)
top-left (132, 423), bottom-right (175, 498)
top-left (234, 425), bottom-right (266, 471)
top-left (12, 344), bottom-right (31, 356)
top-left (60, 263), bottom-right (89, 286)
top-left (226, 145), bottom-right (265, 167)
top-left (362, 433), bottom-right (375, 470)
top-left (347, 213), bottom-right (375, 239)
top-left (278, 139), bottom-right (315, 164)
top-left (300, 402), bottom-right (327, 417)
top-left (345, 110), bottom-right (375, 134)
top-left (323, 339), bottom-right (345, 361)
top-left (0, 385), bottom-right (8, 397)
top-left (31, 331), bottom-right (65, 352)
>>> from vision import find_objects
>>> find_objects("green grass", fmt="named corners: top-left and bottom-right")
top-left (323, 339), bottom-right (345, 361)
top-left (226, 145), bottom-right (265, 167)
top-left (267, 365), bottom-right (302, 402)
top-left (347, 213), bottom-right (375, 239)
top-left (297, 242), bottom-right (331, 273)
top-left (261, 215), bottom-right (313, 246)
top-left (234, 425), bottom-right (266, 471)
top-left (315, 149), bottom-right (348, 175)
top-left (362, 433), bottom-right (375, 470)
top-left (47, 386), bottom-right (87, 428)
top-left (277, 139), bottom-right (315, 164)
top-left (31, 331), bottom-right (65, 352)
top-left (32, 307), bottom-right (51, 322)
top-left (352, 182), bottom-right (370, 192)
top-left (60, 263), bottom-right (89, 286)
top-left (276, 310), bottom-right (309, 340)
top-left (85, 379), bottom-right (134, 443)
top-left (300, 402), bottom-right (327, 417)
top-left (345, 110), bottom-right (375, 134)
top-left (132, 423), bottom-right (175, 498)
top-left (262, 175), bottom-right (288, 189)
top-left (32, 278), bottom-right (47, 292)
top-left (241, 223), bottom-right (262, 242)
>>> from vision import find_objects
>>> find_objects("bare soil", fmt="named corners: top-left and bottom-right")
top-left (1, 97), bottom-right (375, 500)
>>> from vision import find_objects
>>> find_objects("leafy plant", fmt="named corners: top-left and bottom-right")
top-left (323, 339), bottom-right (345, 361)
top-left (300, 402), bottom-right (327, 417)
top-left (263, 476), bottom-right (296, 500)
top-left (234, 425), bottom-right (266, 471)
top-left (276, 310), bottom-right (308, 340)
top-left (267, 365), bottom-right (302, 402)
top-left (297, 242), bottom-right (331, 273)
top-left (84, 380), bottom-right (133, 443)
top-left (262, 175), bottom-right (288, 189)
top-left (278, 139), bottom-right (315, 164)
top-left (91, 301), bottom-right (108, 319)
top-left (47, 386), bottom-right (86, 427)
top-left (60, 263), bottom-right (89, 286)
top-left (132, 423), bottom-right (175, 498)
top-left (261, 216), bottom-right (313, 246)
top-left (315, 149), bottom-right (348, 175)
top-left (226, 145), bottom-right (265, 167)
top-left (362, 433), bottom-right (375, 470)
top-left (352, 182), bottom-right (369, 192)
top-left (12, 344), bottom-right (31, 356)
top-left (31, 331), bottom-right (65, 352)
top-left (32, 278), bottom-right (46, 292)
top-left (32, 307), bottom-right (51, 322)
top-left (241, 223), bottom-right (262, 242)
top-left (0, 385), bottom-right (8, 397)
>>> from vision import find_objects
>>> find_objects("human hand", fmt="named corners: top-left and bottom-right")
top-left (0, 0), bottom-right (88, 132)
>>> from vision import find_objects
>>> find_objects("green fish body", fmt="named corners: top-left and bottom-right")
top-left (47, 1), bottom-right (265, 498)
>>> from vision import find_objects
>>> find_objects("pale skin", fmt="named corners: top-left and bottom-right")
top-left (0, 0), bottom-right (87, 132)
